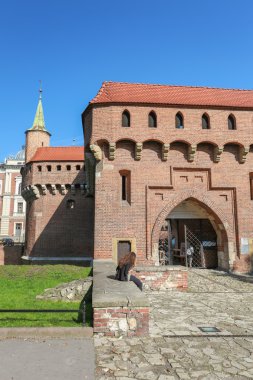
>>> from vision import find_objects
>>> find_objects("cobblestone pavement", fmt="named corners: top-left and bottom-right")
top-left (95, 269), bottom-right (253, 379)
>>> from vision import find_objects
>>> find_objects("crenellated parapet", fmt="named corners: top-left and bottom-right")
top-left (21, 183), bottom-right (87, 201)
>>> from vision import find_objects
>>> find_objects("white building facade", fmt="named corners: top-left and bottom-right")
top-left (0, 148), bottom-right (26, 242)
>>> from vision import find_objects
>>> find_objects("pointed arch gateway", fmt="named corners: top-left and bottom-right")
top-left (151, 190), bottom-right (234, 270)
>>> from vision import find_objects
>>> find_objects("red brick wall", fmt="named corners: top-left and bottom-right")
top-left (133, 268), bottom-right (188, 290)
top-left (23, 161), bottom-right (94, 258)
top-left (0, 245), bottom-right (22, 265)
top-left (93, 307), bottom-right (149, 337)
top-left (25, 130), bottom-right (50, 163)
top-left (83, 104), bottom-right (253, 272)
top-left (89, 105), bottom-right (253, 147)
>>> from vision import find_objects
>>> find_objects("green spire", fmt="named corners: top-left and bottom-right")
top-left (31, 88), bottom-right (47, 131)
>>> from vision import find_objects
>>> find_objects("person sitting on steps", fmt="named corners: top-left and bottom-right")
top-left (115, 252), bottom-right (143, 291)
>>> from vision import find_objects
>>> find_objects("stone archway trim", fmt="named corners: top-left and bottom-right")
top-left (151, 188), bottom-right (234, 254)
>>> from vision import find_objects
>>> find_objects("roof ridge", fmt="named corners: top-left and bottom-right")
top-left (37, 146), bottom-right (83, 149)
top-left (103, 81), bottom-right (253, 92)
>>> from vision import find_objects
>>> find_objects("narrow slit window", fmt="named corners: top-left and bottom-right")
top-left (122, 175), bottom-right (127, 200)
top-left (120, 170), bottom-right (131, 204)
top-left (250, 177), bottom-right (253, 200)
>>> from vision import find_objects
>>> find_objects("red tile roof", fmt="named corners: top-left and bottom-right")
top-left (90, 81), bottom-right (253, 108)
top-left (30, 147), bottom-right (84, 163)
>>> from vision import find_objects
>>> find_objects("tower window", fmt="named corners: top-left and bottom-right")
top-left (148, 111), bottom-right (157, 128)
top-left (122, 175), bottom-right (127, 200)
top-left (175, 112), bottom-right (184, 129)
top-left (67, 199), bottom-right (75, 209)
top-left (122, 110), bottom-right (130, 127)
top-left (228, 114), bottom-right (236, 130)
top-left (76, 165), bottom-right (81, 170)
top-left (47, 165), bottom-right (51, 172)
top-left (120, 170), bottom-right (131, 204)
top-left (66, 165), bottom-right (71, 171)
top-left (202, 113), bottom-right (210, 129)
top-left (37, 165), bottom-right (42, 172)
top-left (57, 165), bottom-right (61, 171)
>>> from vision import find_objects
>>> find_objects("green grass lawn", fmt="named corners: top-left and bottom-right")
top-left (0, 265), bottom-right (92, 327)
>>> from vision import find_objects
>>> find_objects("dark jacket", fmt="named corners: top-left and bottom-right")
top-left (115, 263), bottom-right (131, 281)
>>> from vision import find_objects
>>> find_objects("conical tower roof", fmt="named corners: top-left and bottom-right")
top-left (30, 89), bottom-right (48, 132)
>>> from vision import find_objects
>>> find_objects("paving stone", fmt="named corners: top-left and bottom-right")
top-left (95, 270), bottom-right (253, 380)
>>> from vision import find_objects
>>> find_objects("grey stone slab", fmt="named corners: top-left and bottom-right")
top-left (95, 269), bottom-right (253, 379)
top-left (0, 338), bottom-right (95, 380)
top-left (92, 260), bottom-right (149, 308)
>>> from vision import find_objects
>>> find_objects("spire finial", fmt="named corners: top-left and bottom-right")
top-left (30, 82), bottom-right (46, 131)
top-left (39, 80), bottom-right (42, 100)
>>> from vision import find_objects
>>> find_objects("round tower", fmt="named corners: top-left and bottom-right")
top-left (25, 89), bottom-right (51, 163)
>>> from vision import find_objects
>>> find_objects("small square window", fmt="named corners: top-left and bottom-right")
top-left (37, 165), bottom-right (42, 172)
top-left (57, 165), bottom-right (61, 171)
top-left (76, 165), bottom-right (81, 171)
top-left (47, 165), bottom-right (51, 172)
top-left (66, 165), bottom-right (71, 171)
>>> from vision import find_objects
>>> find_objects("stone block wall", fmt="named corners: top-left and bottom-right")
top-left (93, 306), bottom-right (149, 337)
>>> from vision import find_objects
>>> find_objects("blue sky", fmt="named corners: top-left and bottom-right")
top-left (0, 0), bottom-right (252, 161)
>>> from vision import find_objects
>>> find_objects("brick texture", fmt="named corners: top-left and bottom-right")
top-left (82, 99), bottom-right (253, 273)
top-left (133, 268), bottom-right (188, 290)
top-left (93, 306), bottom-right (149, 337)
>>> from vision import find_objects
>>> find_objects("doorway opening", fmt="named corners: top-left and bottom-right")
top-left (159, 199), bottom-right (218, 268)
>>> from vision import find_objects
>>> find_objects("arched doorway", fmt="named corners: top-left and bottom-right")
top-left (153, 196), bottom-right (231, 270)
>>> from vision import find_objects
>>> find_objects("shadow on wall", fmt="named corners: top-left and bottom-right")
top-left (0, 245), bottom-right (22, 265)
top-left (25, 170), bottom-right (94, 260)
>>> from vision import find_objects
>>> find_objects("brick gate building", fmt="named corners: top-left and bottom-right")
top-left (82, 81), bottom-right (253, 273)
top-left (23, 82), bottom-right (253, 272)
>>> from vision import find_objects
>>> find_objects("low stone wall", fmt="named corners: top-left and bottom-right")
top-left (36, 278), bottom-right (92, 302)
top-left (93, 260), bottom-right (149, 337)
top-left (133, 265), bottom-right (188, 290)
top-left (0, 245), bottom-right (22, 265)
